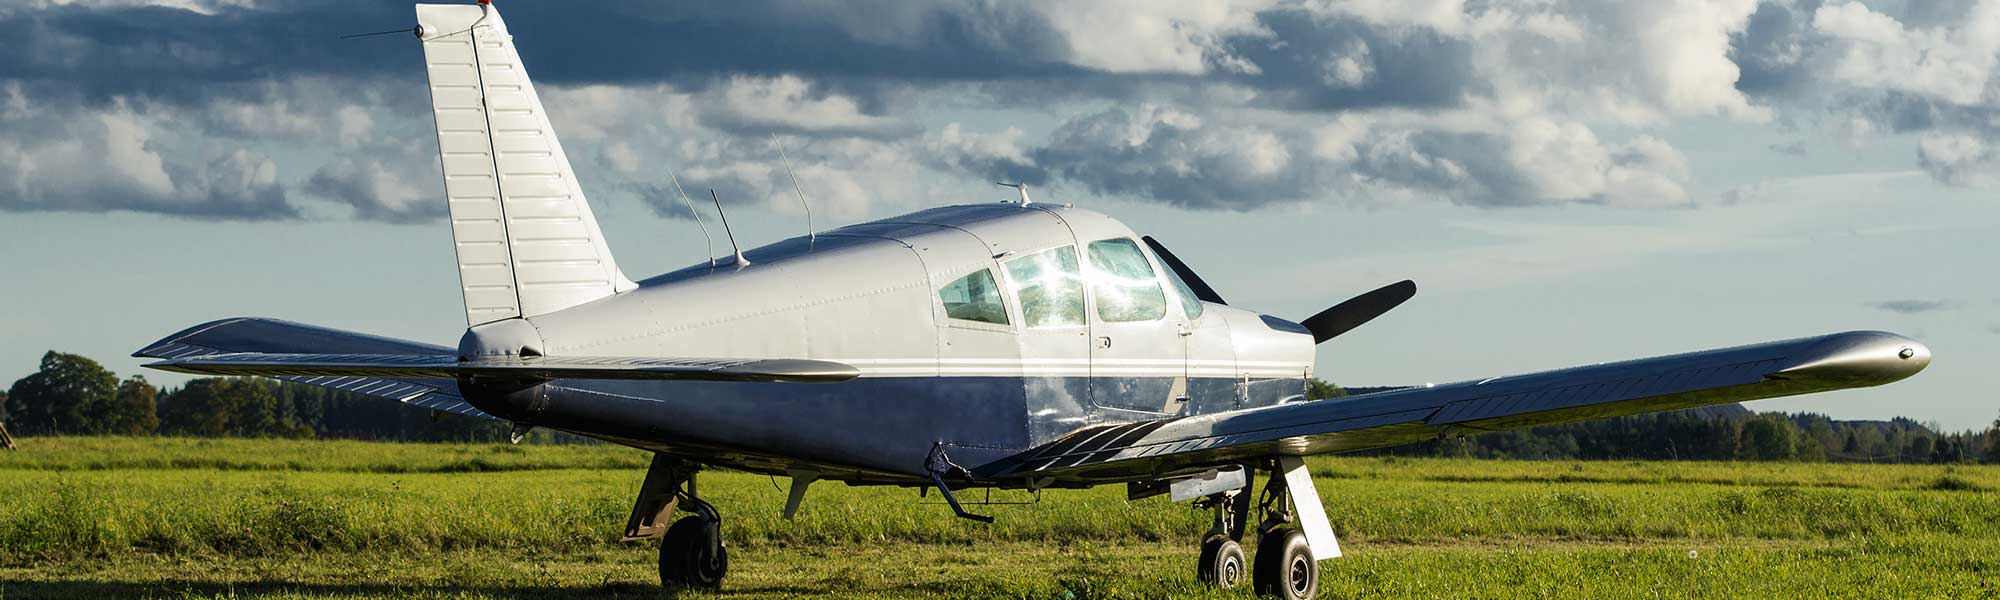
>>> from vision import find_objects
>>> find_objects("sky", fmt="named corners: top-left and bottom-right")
top-left (1, 0), bottom-right (1995, 429)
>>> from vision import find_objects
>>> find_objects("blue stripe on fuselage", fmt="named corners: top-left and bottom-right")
top-left (483, 374), bottom-right (1303, 480)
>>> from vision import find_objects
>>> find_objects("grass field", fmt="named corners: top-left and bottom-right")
top-left (3, 437), bottom-right (1998, 599)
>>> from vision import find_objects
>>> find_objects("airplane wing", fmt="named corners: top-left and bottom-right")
top-left (135, 317), bottom-right (497, 420)
top-left (974, 331), bottom-right (1929, 484)
top-left (145, 353), bottom-right (860, 383)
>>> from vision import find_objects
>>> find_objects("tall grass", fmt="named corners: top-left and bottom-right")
top-left (3, 438), bottom-right (1996, 563)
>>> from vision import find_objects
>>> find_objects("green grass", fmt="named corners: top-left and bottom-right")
top-left (4, 437), bottom-right (1999, 599)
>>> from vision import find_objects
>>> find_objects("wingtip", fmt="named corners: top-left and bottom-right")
top-left (1771, 330), bottom-right (1930, 386)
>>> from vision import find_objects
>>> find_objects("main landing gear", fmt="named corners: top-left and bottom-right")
top-left (626, 455), bottom-right (729, 589)
top-left (1193, 459), bottom-right (1329, 600)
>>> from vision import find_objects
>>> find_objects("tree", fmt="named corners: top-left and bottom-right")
top-left (227, 378), bottom-right (280, 437)
top-left (1985, 414), bottom-right (2000, 464)
top-left (108, 376), bottom-right (161, 435)
top-left (1305, 378), bottom-right (1346, 400)
top-left (6, 351), bottom-right (120, 435)
top-left (1738, 414), bottom-right (1798, 461)
top-left (159, 378), bottom-right (234, 437)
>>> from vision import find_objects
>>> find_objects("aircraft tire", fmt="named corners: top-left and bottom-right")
top-left (1252, 528), bottom-right (1317, 600)
top-left (659, 515), bottom-right (728, 589)
top-left (1196, 537), bottom-right (1246, 588)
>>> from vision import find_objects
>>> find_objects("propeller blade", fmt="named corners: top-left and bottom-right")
top-left (1300, 280), bottom-right (1416, 344)
top-left (1141, 236), bottom-right (1226, 305)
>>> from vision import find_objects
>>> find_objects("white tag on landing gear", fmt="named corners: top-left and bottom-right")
top-left (1278, 455), bottom-right (1341, 560)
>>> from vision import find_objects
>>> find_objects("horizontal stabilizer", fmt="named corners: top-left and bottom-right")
top-left (135, 317), bottom-right (496, 421)
top-left (146, 353), bottom-right (861, 383)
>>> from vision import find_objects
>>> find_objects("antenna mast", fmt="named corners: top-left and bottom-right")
top-left (666, 166), bottom-right (717, 268)
top-left (710, 189), bottom-right (750, 267)
top-left (774, 136), bottom-right (815, 243)
top-left (996, 182), bottom-right (1032, 206)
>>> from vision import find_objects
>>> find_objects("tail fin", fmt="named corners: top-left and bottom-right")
top-left (416, 3), bottom-right (636, 327)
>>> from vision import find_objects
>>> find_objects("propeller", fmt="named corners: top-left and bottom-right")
top-left (1140, 236), bottom-right (1226, 305)
top-left (1299, 280), bottom-right (1416, 344)
top-left (1141, 234), bottom-right (1413, 343)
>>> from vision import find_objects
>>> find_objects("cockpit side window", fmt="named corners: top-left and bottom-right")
top-left (1085, 238), bottom-right (1167, 322)
top-left (939, 269), bottom-right (1009, 325)
top-left (1003, 246), bottom-right (1085, 328)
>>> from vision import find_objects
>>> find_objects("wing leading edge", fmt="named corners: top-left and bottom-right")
top-left (977, 330), bottom-right (1929, 483)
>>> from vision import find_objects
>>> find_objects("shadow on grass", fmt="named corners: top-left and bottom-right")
top-left (0, 578), bottom-right (1008, 599)
top-left (1, 579), bottom-right (683, 599)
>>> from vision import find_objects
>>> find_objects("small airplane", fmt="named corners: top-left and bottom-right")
top-left (134, 3), bottom-right (1932, 597)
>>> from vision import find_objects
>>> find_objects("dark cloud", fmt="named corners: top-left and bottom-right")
top-left (1870, 299), bottom-right (1959, 314)
top-left (1730, 0), bottom-right (1824, 97)
top-left (1768, 140), bottom-right (1808, 156)
top-left (1225, 8), bottom-right (1478, 112)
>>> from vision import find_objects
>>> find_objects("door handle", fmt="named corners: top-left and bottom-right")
top-left (1096, 336), bottom-right (1113, 349)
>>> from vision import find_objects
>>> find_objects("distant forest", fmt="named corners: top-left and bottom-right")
top-left (6, 350), bottom-right (2000, 463)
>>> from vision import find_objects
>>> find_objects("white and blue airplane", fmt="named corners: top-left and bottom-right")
top-left (134, 3), bottom-right (1932, 597)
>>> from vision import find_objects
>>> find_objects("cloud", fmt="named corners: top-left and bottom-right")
top-left (1870, 299), bottom-right (1959, 314)
top-left (0, 93), bottom-right (296, 220)
top-left (6, 0), bottom-right (1996, 223)
top-left (1728, 0), bottom-right (2000, 188)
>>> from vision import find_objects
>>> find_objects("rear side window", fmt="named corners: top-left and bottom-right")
top-left (1086, 238), bottom-right (1166, 322)
top-left (940, 269), bottom-right (1008, 325)
top-left (1004, 246), bottom-right (1085, 328)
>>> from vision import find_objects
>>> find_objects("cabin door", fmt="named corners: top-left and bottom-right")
top-left (996, 243), bottom-right (1094, 441)
top-left (1080, 237), bottom-right (1188, 415)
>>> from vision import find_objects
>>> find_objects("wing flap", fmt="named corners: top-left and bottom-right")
top-left (977, 330), bottom-right (1928, 483)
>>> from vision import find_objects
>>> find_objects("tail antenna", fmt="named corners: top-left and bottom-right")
top-left (710, 189), bottom-right (751, 267)
top-left (773, 136), bottom-right (815, 244)
top-left (996, 182), bottom-right (1031, 206)
top-left (667, 166), bottom-right (717, 268)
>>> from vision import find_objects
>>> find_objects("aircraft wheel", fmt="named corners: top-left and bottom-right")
top-left (1196, 537), bottom-right (1246, 588)
top-left (1252, 528), bottom-right (1317, 600)
top-left (658, 515), bottom-right (728, 589)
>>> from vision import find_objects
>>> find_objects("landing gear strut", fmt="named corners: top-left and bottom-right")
top-left (627, 455), bottom-right (729, 589)
top-left (1192, 460), bottom-right (1322, 600)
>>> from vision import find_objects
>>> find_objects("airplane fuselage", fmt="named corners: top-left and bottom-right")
top-left (458, 203), bottom-right (1315, 484)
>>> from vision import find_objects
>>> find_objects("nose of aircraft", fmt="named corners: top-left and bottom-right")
top-left (1772, 331), bottom-right (1931, 386)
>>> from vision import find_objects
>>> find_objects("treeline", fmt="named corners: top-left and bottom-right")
top-left (3, 351), bottom-right (513, 442)
top-left (1330, 391), bottom-right (2000, 464)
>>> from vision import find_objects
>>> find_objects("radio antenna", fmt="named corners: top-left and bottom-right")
top-left (710, 189), bottom-right (750, 267)
top-left (996, 182), bottom-right (1032, 206)
top-left (666, 166), bottom-right (716, 268)
top-left (773, 136), bottom-right (815, 244)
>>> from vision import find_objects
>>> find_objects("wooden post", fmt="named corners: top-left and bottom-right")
top-left (0, 421), bottom-right (14, 450)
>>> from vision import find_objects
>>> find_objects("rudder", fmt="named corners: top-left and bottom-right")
top-left (417, 3), bottom-right (635, 327)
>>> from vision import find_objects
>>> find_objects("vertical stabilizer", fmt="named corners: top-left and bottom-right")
top-left (417, 3), bottom-right (636, 327)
